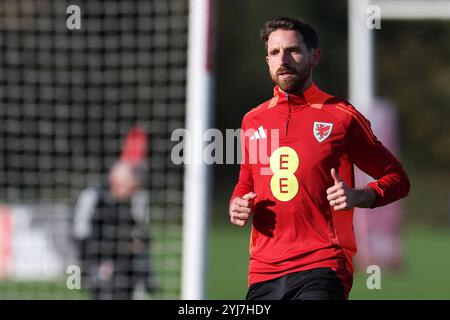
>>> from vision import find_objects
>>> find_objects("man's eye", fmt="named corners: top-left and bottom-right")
top-left (269, 50), bottom-right (278, 56)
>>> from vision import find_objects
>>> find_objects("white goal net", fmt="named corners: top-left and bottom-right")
top-left (0, 0), bottom-right (187, 299)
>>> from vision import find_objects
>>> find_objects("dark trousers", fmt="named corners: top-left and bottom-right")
top-left (246, 268), bottom-right (346, 300)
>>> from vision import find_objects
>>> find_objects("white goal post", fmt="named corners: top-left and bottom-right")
top-left (348, 0), bottom-right (450, 114)
top-left (182, 0), bottom-right (214, 300)
top-left (348, 0), bottom-right (450, 272)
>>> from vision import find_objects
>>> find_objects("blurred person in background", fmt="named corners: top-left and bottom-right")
top-left (72, 126), bottom-right (157, 300)
top-left (229, 17), bottom-right (410, 300)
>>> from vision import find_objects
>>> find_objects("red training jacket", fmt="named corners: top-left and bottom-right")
top-left (230, 83), bottom-right (410, 297)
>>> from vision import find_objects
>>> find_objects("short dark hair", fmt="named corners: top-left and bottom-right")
top-left (260, 17), bottom-right (319, 50)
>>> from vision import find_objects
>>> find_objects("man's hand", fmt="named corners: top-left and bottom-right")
top-left (326, 168), bottom-right (377, 211)
top-left (229, 192), bottom-right (257, 226)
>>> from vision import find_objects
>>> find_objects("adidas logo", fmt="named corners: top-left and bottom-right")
top-left (250, 125), bottom-right (267, 140)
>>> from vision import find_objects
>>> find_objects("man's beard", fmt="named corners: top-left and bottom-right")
top-left (271, 64), bottom-right (312, 94)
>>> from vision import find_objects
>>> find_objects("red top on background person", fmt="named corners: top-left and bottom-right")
top-left (229, 17), bottom-right (410, 300)
top-left (110, 126), bottom-right (148, 200)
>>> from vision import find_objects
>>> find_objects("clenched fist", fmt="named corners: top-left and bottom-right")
top-left (229, 192), bottom-right (257, 226)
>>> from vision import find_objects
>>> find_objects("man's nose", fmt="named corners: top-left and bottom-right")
top-left (279, 49), bottom-right (291, 65)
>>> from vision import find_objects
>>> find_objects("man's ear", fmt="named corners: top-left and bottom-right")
top-left (265, 55), bottom-right (269, 66)
top-left (311, 48), bottom-right (322, 67)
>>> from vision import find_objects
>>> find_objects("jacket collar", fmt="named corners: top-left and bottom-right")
top-left (273, 83), bottom-right (322, 105)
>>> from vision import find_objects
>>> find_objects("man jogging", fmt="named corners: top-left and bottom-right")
top-left (229, 17), bottom-right (410, 300)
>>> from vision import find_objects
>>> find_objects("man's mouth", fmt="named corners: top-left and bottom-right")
top-left (278, 72), bottom-right (296, 79)
top-left (277, 69), bottom-right (296, 77)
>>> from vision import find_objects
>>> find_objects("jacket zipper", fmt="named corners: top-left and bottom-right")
top-left (285, 93), bottom-right (291, 137)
